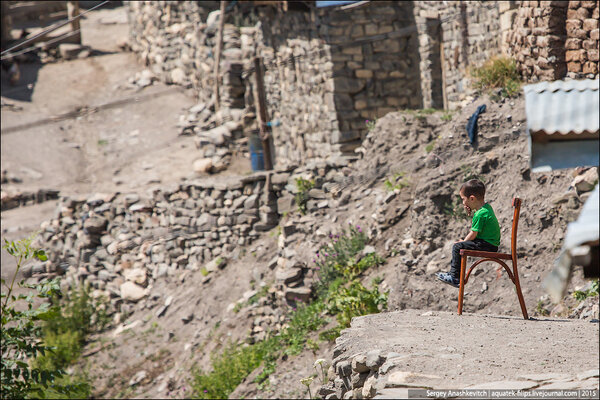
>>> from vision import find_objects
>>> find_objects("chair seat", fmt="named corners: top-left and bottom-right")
top-left (459, 250), bottom-right (512, 260)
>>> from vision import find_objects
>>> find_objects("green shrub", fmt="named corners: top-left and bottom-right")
top-left (573, 279), bottom-right (599, 301)
top-left (365, 119), bottom-right (377, 131)
top-left (384, 172), bottom-right (409, 192)
top-left (191, 301), bottom-right (326, 399)
top-left (460, 165), bottom-right (485, 183)
top-left (324, 279), bottom-right (388, 331)
top-left (191, 336), bottom-right (278, 399)
top-left (313, 225), bottom-right (368, 296)
top-left (1, 235), bottom-right (86, 399)
top-left (471, 56), bottom-right (521, 99)
top-left (294, 177), bottom-right (315, 215)
top-left (425, 141), bottom-right (436, 153)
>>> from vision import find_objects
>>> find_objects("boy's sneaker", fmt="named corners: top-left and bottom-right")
top-left (435, 272), bottom-right (460, 288)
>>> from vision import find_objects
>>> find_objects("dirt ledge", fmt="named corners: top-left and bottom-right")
top-left (325, 309), bottom-right (599, 398)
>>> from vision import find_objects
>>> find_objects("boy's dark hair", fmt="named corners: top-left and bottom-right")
top-left (461, 179), bottom-right (485, 199)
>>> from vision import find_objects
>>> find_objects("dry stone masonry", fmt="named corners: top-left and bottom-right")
top-left (508, 0), bottom-right (600, 81)
top-left (126, 1), bottom-right (538, 167)
top-left (29, 158), bottom-right (355, 321)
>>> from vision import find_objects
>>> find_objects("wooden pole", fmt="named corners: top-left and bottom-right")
top-left (66, 1), bottom-right (82, 44)
top-left (1, 2), bottom-right (12, 46)
top-left (253, 56), bottom-right (274, 171)
top-left (439, 25), bottom-right (448, 111)
top-left (213, 1), bottom-right (226, 111)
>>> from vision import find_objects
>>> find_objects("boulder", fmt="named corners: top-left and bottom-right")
top-left (120, 281), bottom-right (147, 302)
top-left (123, 268), bottom-right (147, 286)
top-left (275, 266), bottom-right (304, 286)
top-left (84, 216), bottom-right (108, 233)
top-left (284, 287), bottom-right (312, 302)
top-left (352, 354), bottom-right (370, 373)
top-left (573, 167), bottom-right (598, 194)
top-left (194, 158), bottom-right (213, 174)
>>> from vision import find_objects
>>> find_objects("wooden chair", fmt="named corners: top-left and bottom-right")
top-left (458, 198), bottom-right (529, 319)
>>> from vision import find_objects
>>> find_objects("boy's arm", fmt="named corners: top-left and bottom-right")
top-left (463, 230), bottom-right (478, 242)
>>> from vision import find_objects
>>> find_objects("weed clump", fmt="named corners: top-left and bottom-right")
top-left (471, 56), bottom-right (521, 99)
top-left (191, 225), bottom-right (388, 399)
top-left (294, 177), bottom-right (315, 215)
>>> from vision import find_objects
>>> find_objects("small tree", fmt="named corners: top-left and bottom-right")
top-left (1, 234), bottom-right (79, 399)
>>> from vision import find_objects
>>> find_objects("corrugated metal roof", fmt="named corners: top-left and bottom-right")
top-left (524, 79), bottom-right (599, 137)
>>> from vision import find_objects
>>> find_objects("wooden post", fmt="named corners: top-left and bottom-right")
top-left (1, 2), bottom-right (12, 46)
top-left (439, 27), bottom-right (448, 111)
top-left (253, 56), bottom-right (274, 171)
top-left (66, 1), bottom-right (81, 44)
top-left (213, 1), bottom-right (226, 111)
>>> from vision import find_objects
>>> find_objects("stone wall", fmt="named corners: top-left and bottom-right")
top-left (127, 1), bottom-right (245, 108)
top-left (507, 0), bottom-right (599, 82)
top-left (127, 1), bottom-right (597, 167)
top-left (565, 0), bottom-right (599, 77)
top-left (34, 173), bottom-right (279, 317)
top-left (241, 8), bottom-right (339, 164)
top-left (413, 2), bottom-right (518, 109)
top-left (318, 1), bottom-right (421, 150)
top-left (30, 158), bottom-right (352, 319)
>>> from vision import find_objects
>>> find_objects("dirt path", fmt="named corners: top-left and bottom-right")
top-left (1, 6), bottom-right (198, 286)
top-left (331, 309), bottom-right (599, 397)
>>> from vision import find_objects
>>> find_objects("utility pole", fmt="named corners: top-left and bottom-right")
top-left (252, 56), bottom-right (274, 171)
top-left (213, 1), bottom-right (226, 111)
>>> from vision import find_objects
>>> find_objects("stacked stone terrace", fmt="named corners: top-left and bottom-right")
top-left (30, 158), bottom-right (353, 319)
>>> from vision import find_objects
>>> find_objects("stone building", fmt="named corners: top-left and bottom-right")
top-left (127, 0), bottom-right (599, 166)
top-left (508, 0), bottom-right (599, 81)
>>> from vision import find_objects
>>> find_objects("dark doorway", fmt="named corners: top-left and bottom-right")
top-left (426, 18), bottom-right (445, 110)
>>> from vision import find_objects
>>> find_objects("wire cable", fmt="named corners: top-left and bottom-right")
top-left (1, 29), bottom-right (82, 62)
top-left (1, 0), bottom-right (110, 56)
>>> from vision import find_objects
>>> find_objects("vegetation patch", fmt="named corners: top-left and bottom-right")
top-left (191, 225), bottom-right (388, 399)
top-left (444, 196), bottom-right (469, 221)
top-left (2, 235), bottom-right (108, 399)
top-left (460, 164), bottom-right (486, 183)
top-left (365, 119), bottom-right (377, 131)
top-left (573, 279), bottom-right (599, 301)
top-left (294, 177), bottom-right (315, 215)
top-left (470, 56), bottom-right (521, 99)
top-left (384, 172), bottom-right (410, 192)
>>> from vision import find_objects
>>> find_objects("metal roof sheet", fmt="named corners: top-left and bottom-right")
top-left (524, 79), bottom-right (599, 137)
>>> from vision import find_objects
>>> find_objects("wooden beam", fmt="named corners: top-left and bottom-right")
top-left (213, 0), bottom-right (226, 111)
top-left (5, 1), bottom-right (67, 22)
top-left (439, 26), bottom-right (448, 110)
top-left (66, 1), bottom-right (81, 39)
top-left (1, 2), bottom-right (12, 45)
top-left (253, 56), bottom-right (274, 171)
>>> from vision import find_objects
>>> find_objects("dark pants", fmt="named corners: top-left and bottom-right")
top-left (450, 239), bottom-right (498, 279)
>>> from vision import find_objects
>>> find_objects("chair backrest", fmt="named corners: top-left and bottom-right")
top-left (510, 198), bottom-right (522, 257)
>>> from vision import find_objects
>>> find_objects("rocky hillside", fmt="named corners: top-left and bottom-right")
top-left (25, 91), bottom-right (598, 399)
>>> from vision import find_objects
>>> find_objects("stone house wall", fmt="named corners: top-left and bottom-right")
top-left (507, 0), bottom-right (599, 82)
top-left (413, 2), bottom-right (519, 109)
top-left (242, 1), bottom-right (422, 163)
top-left (126, 1), bottom-right (596, 166)
top-left (127, 1), bottom-right (246, 108)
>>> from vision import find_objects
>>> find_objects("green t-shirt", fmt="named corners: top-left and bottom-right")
top-left (471, 203), bottom-right (500, 247)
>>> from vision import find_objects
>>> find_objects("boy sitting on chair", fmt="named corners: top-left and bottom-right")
top-left (436, 179), bottom-right (500, 288)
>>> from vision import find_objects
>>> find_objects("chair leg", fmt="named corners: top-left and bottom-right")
top-left (512, 261), bottom-right (529, 320)
top-left (458, 254), bottom-right (467, 315)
